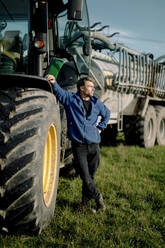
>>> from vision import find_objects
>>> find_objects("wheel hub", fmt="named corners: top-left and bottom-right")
top-left (43, 124), bottom-right (58, 207)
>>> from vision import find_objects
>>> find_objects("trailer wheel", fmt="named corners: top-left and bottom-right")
top-left (137, 105), bottom-right (157, 148)
top-left (101, 124), bottom-right (118, 146)
top-left (124, 123), bottom-right (136, 145)
top-left (155, 106), bottom-right (165, 146)
top-left (0, 88), bottom-right (61, 235)
top-left (124, 117), bottom-right (138, 145)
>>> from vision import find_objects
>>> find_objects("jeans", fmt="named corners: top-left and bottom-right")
top-left (72, 141), bottom-right (100, 202)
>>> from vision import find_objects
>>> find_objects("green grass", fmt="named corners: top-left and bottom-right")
top-left (0, 144), bottom-right (165, 248)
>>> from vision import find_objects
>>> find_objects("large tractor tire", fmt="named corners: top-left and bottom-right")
top-left (155, 106), bottom-right (165, 146)
top-left (0, 88), bottom-right (61, 235)
top-left (136, 105), bottom-right (157, 148)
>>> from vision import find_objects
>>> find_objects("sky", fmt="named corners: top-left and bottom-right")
top-left (87, 0), bottom-right (165, 59)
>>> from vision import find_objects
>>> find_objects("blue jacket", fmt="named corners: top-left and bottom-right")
top-left (53, 82), bottom-right (110, 144)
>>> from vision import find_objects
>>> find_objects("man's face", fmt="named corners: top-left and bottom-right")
top-left (80, 80), bottom-right (95, 97)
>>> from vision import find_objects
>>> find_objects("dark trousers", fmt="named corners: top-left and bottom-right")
top-left (72, 142), bottom-right (100, 202)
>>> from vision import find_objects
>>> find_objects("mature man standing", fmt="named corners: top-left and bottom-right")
top-left (46, 74), bottom-right (110, 212)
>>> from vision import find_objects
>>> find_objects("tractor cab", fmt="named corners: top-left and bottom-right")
top-left (0, 0), bottom-right (91, 78)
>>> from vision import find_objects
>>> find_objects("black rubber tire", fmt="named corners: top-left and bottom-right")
top-left (136, 105), bottom-right (157, 148)
top-left (155, 106), bottom-right (165, 146)
top-left (124, 122), bottom-right (136, 145)
top-left (124, 117), bottom-right (138, 145)
top-left (0, 88), bottom-right (61, 235)
top-left (101, 124), bottom-right (118, 146)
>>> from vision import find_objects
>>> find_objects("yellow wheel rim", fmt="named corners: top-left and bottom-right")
top-left (43, 124), bottom-right (58, 207)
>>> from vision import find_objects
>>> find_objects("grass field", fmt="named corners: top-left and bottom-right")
top-left (0, 141), bottom-right (165, 248)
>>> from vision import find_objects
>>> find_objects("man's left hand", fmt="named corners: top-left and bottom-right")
top-left (45, 74), bottom-right (56, 84)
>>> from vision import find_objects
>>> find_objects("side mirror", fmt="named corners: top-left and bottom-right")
top-left (68, 0), bottom-right (83, 20)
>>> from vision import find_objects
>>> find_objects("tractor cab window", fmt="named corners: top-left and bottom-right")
top-left (0, 0), bottom-right (30, 73)
top-left (56, 0), bottom-right (90, 76)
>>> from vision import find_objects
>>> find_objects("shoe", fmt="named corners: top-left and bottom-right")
top-left (95, 194), bottom-right (106, 211)
top-left (81, 198), bottom-right (96, 214)
top-left (81, 203), bottom-right (96, 214)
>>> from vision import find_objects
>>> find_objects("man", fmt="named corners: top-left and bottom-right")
top-left (46, 74), bottom-right (110, 212)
